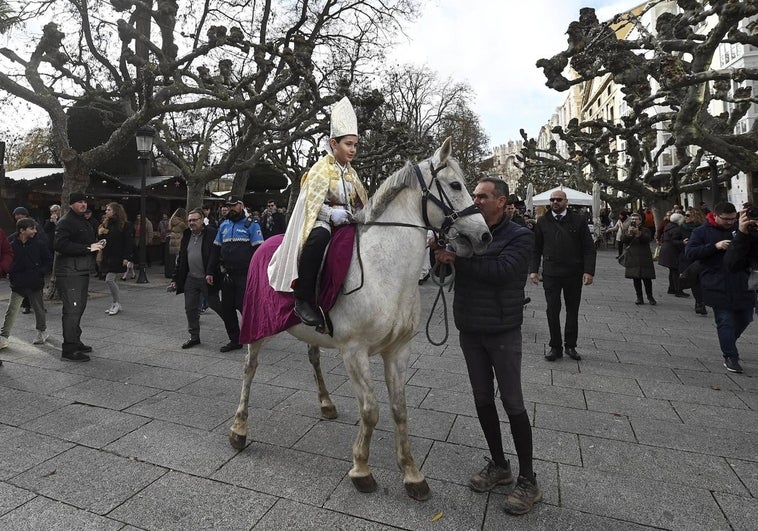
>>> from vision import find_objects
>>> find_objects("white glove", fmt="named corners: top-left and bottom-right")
top-left (330, 208), bottom-right (351, 225)
top-left (317, 204), bottom-right (333, 222)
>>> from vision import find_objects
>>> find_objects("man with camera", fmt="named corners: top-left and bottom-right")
top-left (685, 202), bottom-right (755, 373)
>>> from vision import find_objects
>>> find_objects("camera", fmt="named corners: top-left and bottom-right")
top-left (630, 220), bottom-right (637, 228)
top-left (747, 207), bottom-right (758, 220)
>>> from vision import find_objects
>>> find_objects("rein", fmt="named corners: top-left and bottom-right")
top-left (345, 162), bottom-right (480, 346)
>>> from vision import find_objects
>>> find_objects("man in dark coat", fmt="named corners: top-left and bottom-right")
top-left (54, 192), bottom-right (104, 362)
top-left (435, 177), bottom-right (541, 515)
top-left (169, 208), bottom-right (222, 349)
top-left (259, 199), bottom-right (286, 239)
top-left (529, 189), bottom-right (596, 361)
top-left (686, 202), bottom-right (753, 374)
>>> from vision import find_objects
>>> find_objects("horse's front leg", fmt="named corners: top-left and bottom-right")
top-left (383, 344), bottom-right (430, 501)
top-left (308, 344), bottom-right (337, 419)
top-left (342, 348), bottom-right (379, 493)
top-left (228, 340), bottom-right (263, 449)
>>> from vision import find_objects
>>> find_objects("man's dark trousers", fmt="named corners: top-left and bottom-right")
top-left (58, 275), bottom-right (89, 354)
top-left (220, 271), bottom-right (247, 344)
top-left (542, 273), bottom-right (583, 349)
top-left (184, 276), bottom-right (221, 341)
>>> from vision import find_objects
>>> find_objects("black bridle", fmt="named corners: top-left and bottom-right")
top-left (412, 162), bottom-right (481, 246)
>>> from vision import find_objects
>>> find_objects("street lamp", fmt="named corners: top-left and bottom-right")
top-left (135, 125), bottom-right (155, 284)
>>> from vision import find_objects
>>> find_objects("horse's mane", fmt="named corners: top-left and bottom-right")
top-left (355, 162), bottom-right (415, 222)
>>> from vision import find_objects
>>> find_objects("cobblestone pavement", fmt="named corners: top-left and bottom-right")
top-left (0, 248), bottom-right (756, 530)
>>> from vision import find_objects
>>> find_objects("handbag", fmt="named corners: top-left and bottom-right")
top-left (679, 260), bottom-right (702, 289)
top-left (652, 244), bottom-right (661, 261)
top-left (748, 267), bottom-right (758, 291)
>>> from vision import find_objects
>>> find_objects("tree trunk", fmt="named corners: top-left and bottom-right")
top-left (185, 178), bottom-right (206, 210)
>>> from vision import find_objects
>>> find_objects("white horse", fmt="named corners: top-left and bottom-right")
top-left (229, 138), bottom-right (491, 500)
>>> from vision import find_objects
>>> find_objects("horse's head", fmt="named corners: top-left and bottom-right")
top-left (415, 137), bottom-right (491, 257)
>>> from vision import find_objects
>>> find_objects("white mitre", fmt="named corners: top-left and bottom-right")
top-left (330, 96), bottom-right (358, 139)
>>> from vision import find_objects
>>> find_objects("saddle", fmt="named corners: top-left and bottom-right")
top-left (239, 225), bottom-right (356, 343)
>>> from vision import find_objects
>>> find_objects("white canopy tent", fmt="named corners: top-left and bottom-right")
top-left (532, 185), bottom-right (594, 207)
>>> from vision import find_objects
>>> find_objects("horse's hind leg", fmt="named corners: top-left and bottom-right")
top-left (308, 344), bottom-right (337, 419)
top-left (229, 340), bottom-right (263, 450)
top-left (384, 344), bottom-right (430, 501)
top-left (343, 348), bottom-right (379, 493)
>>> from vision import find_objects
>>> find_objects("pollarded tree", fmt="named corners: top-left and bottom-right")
top-left (0, 0), bottom-right (420, 208)
top-left (523, 1), bottom-right (758, 217)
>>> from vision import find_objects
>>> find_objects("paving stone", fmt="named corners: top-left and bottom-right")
top-left (483, 499), bottom-right (655, 531)
top-left (10, 445), bottom-right (165, 515)
top-left (672, 400), bottom-right (758, 433)
top-left (534, 404), bottom-right (635, 441)
top-left (580, 435), bottom-right (747, 495)
top-left (332, 379), bottom-right (430, 409)
top-left (0, 425), bottom-right (72, 480)
top-left (124, 391), bottom-right (234, 430)
top-left (21, 403), bottom-right (150, 448)
top-left (616, 350), bottom-right (709, 370)
top-left (0, 481), bottom-right (34, 515)
top-left (578, 358), bottom-right (680, 383)
top-left (266, 365), bottom-right (349, 394)
top-left (212, 443), bottom-right (348, 506)
top-left (0, 386), bottom-right (71, 426)
top-left (406, 368), bottom-right (472, 394)
top-left (584, 390), bottom-right (679, 421)
top-left (293, 419), bottom-right (433, 473)
top-left (632, 417), bottom-right (758, 461)
top-left (50, 377), bottom-right (159, 410)
top-left (136, 350), bottom-right (221, 372)
top-left (523, 381), bottom-right (586, 409)
top-left (419, 387), bottom-right (477, 416)
top-left (253, 497), bottom-right (396, 530)
top-left (714, 492), bottom-right (758, 531)
top-left (558, 465), bottom-right (730, 530)
top-left (725, 458), bottom-right (758, 497)
top-left (735, 389), bottom-right (758, 410)
top-left (0, 496), bottom-right (123, 530)
top-left (673, 368), bottom-right (745, 390)
top-left (551, 370), bottom-right (643, 397)
top-left (177, 374), bottom-right (294, 408)
top-left (323, 468), bottom-right (487, 531)
top-left (109, 471), bottom-right (275, 530)
top-left (638, 380), bottom-right (745, 408)
top-left (223, 407), bottom-right (321, 448)
top-left (105, 419), bottom-right (239, 476)
top-left (273, 388), bottom-right (360, 425)
top-left (375, 405), bottom-right (455, 441)
top-left (202, 357), bottom-right (289, 382)
top-left (0, 363), bottom-right (88, 394)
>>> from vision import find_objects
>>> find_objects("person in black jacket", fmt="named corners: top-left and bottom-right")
top-left (98, 202), bottom-right (134, 316)
top-left (435, 177), bottom-right (541, 515)
top-left (54, 192), bottom-right (104, 362)
top-left (168, 208), bottom-right (222, 349)
top-left (686, 202), bottom-right (754, 374)
top-left (0, 218), bottom-right (50, 349)
top-left (529, 190), bottom-right (596, 361)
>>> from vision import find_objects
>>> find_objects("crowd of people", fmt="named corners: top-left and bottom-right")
top-left (1, 96), bottom-right (757, 517)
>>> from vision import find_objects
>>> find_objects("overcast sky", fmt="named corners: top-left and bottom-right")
top-left (390, 0), bottom-right (634, 148)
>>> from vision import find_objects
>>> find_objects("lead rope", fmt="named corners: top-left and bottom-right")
top-left (425, 260), bottom-right (455, 346)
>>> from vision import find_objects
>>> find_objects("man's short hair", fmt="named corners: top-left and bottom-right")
top-left (188, 207), bottom-right (204, 218)
top-left (17, 218), bottom-right (36, 231)
top-left (477, 177), bottom-right (509, 198)
top-left (714, 202), bottom-right (736, 216)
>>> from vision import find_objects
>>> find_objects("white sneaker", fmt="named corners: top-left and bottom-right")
top-left (108, 303), bottom-right (121, 315)
top-left (105, 303), bottom-right (117, 314)
top-left (32, 331), bottom-right (49, 345)
top-left (0, 336), bottom-right (8, 349)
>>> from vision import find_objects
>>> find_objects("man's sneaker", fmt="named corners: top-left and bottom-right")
top-left (107, 303), bottom-right (121, 315)
top-left (0, 336), bottom-right (9, 350)
top-left (469, 457), bottom-right (513, 492)
top-left (724, 357), bottom-right (743, 374)
top-left (32, 331), bottom-right (48, 345)
top-left (503, 475), bottom-right (543, 515)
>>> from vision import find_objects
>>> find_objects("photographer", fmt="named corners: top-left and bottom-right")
top-left (685, 202), bottom-right (752, 373)
top-left (621, 213), bottom-right (657, 305)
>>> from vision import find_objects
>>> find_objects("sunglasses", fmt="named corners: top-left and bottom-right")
top-left (549, 198), bottom-right (564, 202)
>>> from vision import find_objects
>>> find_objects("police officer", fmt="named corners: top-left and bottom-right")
top-left (209, 195), bottom-right (263, 352)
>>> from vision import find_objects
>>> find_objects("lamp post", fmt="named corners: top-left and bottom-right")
top-left (135, 126), bottom-right (155, 284)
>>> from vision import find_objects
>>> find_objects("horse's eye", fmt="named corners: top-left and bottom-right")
top-left (450, 181), bottom-right (462, 191)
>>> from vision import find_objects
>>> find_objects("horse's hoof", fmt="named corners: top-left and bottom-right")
top-left (320, 404), bottom-right (338, 420)
top-left (228, 431), bottom-right (247, 450)
top-left (405, 479), bottom-right (431, 501)
top-left (351, 473), bottom-right (378, 493)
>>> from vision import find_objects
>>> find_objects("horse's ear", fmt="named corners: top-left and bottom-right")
top-left (433, 136), bottom-right (453, 164)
